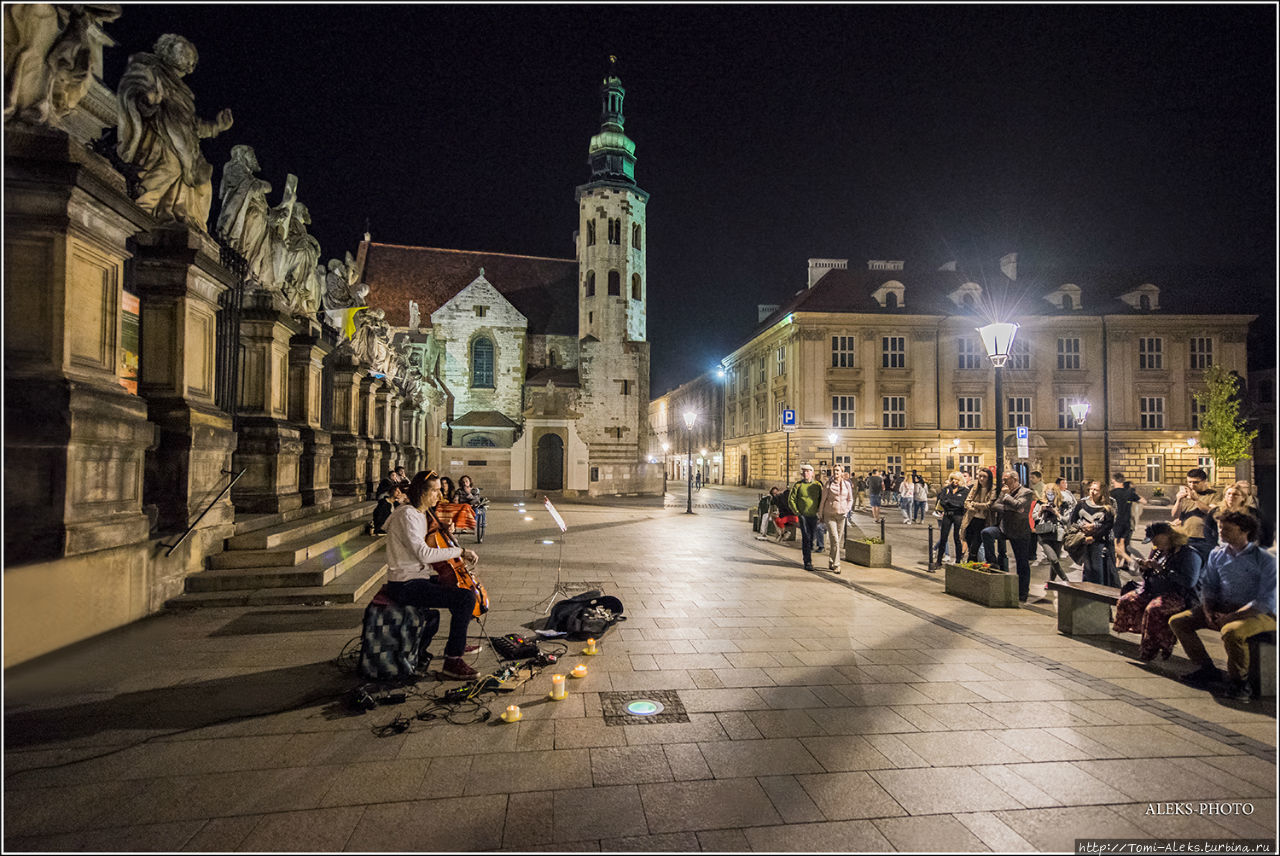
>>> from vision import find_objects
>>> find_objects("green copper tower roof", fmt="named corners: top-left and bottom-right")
top-left (586, 56), bottom-right (639, 187)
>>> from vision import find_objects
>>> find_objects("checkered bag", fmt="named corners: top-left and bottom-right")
top-left (357, 589), bottom-right (440, 681)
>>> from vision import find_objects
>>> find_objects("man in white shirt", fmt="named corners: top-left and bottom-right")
top-left (385, 471), bottom-right (482, 679)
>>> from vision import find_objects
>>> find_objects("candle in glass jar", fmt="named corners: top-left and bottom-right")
top-left (571, 663), bottom-right (588, 678)
top-left (550, 673), bottom-right (567, 700)
top-left (584, 638), bottom-right (598, 655)
top-left (502, 704), bottom-right (522, 722)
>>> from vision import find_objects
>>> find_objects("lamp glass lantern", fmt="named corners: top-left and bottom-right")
top-left (977, 322), bottom-right (1019, 367)
top-left (1069, 401), bottom-right (1091, 424)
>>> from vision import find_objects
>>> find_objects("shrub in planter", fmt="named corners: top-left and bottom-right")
top-left (944, 561), bottom-right (1019, 608)
top-left (847, 537), bottom-right (892, 567)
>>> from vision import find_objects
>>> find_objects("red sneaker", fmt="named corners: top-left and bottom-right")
top-left (442, 658), bottom-right (478, 679)
top-left (463, 643), bottom-right (483, 654)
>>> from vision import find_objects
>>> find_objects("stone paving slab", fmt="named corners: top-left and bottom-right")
top-left (4, 486), bottom-right (1275, 852)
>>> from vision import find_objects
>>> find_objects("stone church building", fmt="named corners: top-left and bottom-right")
top-left (358, 66), bottom-right (660, 497)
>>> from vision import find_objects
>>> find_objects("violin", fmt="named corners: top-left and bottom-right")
top-left (424, 504), bottom-right (490, 617)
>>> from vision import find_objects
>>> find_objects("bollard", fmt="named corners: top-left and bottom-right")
top-left (927, 524), bottom-right (937, 571)
top-left (880, 518), bottom-right (886, 543)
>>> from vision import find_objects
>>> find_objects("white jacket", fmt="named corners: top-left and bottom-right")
top-left (385, 504), bottom-right (463, 582)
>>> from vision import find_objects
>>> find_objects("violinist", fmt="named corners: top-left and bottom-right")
top-left (1111, 522), bottom-right (1201, 661)
top-left (384, 470), bottom-right (482, 679)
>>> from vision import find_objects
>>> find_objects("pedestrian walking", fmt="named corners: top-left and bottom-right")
top-left (788, 464), bottom-right (825, 572)
top-left (866, 469), bottom-right (884, 523)
top-left (912, 474), bottom-right (929, 524)
top-left (1110, 472), bottom-right (1146, 570)
top-left (818, 466), bottom-right (854, 573)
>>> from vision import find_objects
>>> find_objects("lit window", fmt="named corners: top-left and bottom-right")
top-left (959, 454), bottom-right (983, 478)
top-left (885, 455), bottom-right (903, 477)
top-left (1146, 455), bottom-right (1163, 483)
top-left (1140, 397), bottom-right (1165, 430)
top-left (471, 338), bottom-right (495, 388)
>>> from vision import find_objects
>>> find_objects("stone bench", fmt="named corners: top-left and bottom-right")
top-left (1047, 580), bottom-right (1121, 635)
top-left (1248, 631), bottom-right (1276, 699)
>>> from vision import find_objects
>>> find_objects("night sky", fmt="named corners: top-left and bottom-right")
top-left (104, 5), bottom-right (1276, 394)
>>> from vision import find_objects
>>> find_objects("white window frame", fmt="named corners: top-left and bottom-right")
top-left (882, 336), bottom-right (906, 369)
top-left (885, 455), bottom-right (903, 477)
top-left (758, 356), bottom-right (766, 385)
top-left (1140, 397), bottom-right (1165, 430)
top-left (1197, 455), bottom-right (1214, 482)
top-left (776, 345), bottom-right (786, 377)
top-left (1190, 337), bottom-right (1213, 370)
top-left (1008, 339), bottom-right (1031, 371)
top-left (958, 454), bottom-right (983, 478)
top-left (882, 395), bottom-right (906, 429)
top-left (957, 397), bottom-right (982, 429)
top-left (1139, 336), bottom-right (1163, 370)
top-left (756, 403), bottom-right (764, 433)
top-left (957, 338), bottom-right (982, 370)
top-left (831, 335), bottom-right (856, 368)
top-left (1007, 396), bottom-right (1033, 429)
top-left (776, 399), bottom-right (786, 430)
top-left (1057, 397), bottom-right (1085, 430)
top-left (832, 395), bottom-right (856, 428)
top-left (1057, 337), bottom-right (1081, 370)
top-left (1146, 455), bottom-right (1164, 484)
top-left (1191, 397), bottom-right (1206, 430)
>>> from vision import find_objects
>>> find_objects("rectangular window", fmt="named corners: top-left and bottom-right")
top-left (1197, 455), bottom-right (1214, 482)
top-left (882, 396), bottom-right (906, 429)
top-left (885, 455), bottom-right (903, 478)
top-left (758, 356), bottom-right (766, 385)
top-left (1059, 456), bottom-right (1082, 483)
top-left (831, 335), bottom-right (856, 368)
top-left (1057, 337), bottom-right (1081, 370)
top-left (1190, 337), bottom-right (1213, 370)
top-left (739, 369), bottom-right (749, 394)
top-left (957, 397), bottom-right (982, 429)
top-left (1008, 339), bottom-right (1031, 371)
top-left (617, 380), bottom-right (631, 395)
top-left (1007, 396), bottom-right (1032, 429)
top-left (776, 399), bottom-right (786, 430)
top-left (1191, 397), bottom-right (1206, 430)
top-left (756, 404), bottom-right (764, 433)
top-left (776, 345), bottom-right (786, 377)
top-left (1140, 397), bottom-right (1165, 430)
top-left (1139, 337), bottom-right (1163, 370)
top-left (474, 305), bottom-right (488, 317)
top-left (1057, 397), bottom-right (1085, 430)
top-left (957, 338), bottom-right (982, 370)
top-left (959, 454), bottom-right (983, 478)
top-left (728, 411), bottom-right (736, 438)
top-left (835, 454), bottom-right (853, 474)
top-left (882, 336), bottom-right (906, 368)
top-left (832, 395), bottom-right (856, 428)
top-left (1146, 455), bottom-right (1163, 484)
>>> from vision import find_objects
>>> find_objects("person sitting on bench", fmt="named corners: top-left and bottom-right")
top-left (770, 485), bottom-right (799, 542)
top-left (1170, 511), bottom-right (1277, 701)
top-left (1112, 522), bottom-right (1201, 661)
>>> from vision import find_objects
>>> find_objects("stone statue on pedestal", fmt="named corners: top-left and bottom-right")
top-left (116, 33), bottom-right (233, 230)
top-left (266, 192), bottom-right (322, 319)
top-left (350, 307), bottom-right (393, 376)
top-left (408, 300), bottom-right (420, 330)
top-left (216, 144), bottom-right (272, 282)
top-left (5, 3), bottom-right (121, 127)
top-left (321, 252), bottom-right (369, 311)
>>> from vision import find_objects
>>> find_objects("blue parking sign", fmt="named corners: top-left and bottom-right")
top-left (1016, 425), bottom-right (1028, 439)
top-left (782, 409), bottom-right (796, 426)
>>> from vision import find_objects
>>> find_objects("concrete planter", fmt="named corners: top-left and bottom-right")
top-left (847, 539), bottom-right (892, 568)
top-left (944, 562), bottom-right (1019, 608)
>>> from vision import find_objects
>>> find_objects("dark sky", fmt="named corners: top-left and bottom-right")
top-left (105, 4), bottom-right (1276, 394)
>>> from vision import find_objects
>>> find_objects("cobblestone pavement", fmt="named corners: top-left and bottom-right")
top-left (4, 486), bottom-right (1276, 852)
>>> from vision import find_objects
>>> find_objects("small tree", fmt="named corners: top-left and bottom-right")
top-left (1193, 365), bottom-right (1257, 473)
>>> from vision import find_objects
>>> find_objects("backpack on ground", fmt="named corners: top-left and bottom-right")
top-left (357, 588), bottom-right (441, 681)
top-left (546, 589), bottom-right (626, 639)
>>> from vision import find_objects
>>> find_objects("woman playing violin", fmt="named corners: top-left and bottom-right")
top-left (384, 470), bottom-right (482, 679)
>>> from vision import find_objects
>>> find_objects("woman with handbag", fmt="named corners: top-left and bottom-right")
top-left (1068, 480), bottom-right (1119, 586)
top-left (934, 472), bottom-right (968, 565)
top-left (1034, 487), bottom-right (1070, 586)
top-left (960, 468), bottom-right (997, 561)
top-left (1112, 521), bottom-right (1202, 660)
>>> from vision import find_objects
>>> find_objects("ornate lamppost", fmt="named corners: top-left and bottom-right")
top-left (662, 441), bottom-right (670, 494)
top-left (978, 321), bottom-right (1019, 571)
top-left (828, 432), bottom-right (839, 478)
top-left (683, 411), bottom-right (696, 514)
top-left (1070, 400), bottom-right (1091, 497)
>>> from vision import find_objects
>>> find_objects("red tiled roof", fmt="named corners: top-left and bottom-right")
top-left (361, 242), bottom-right (579, 334)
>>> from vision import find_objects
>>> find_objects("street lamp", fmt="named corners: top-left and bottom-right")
top-left (662, 441), bottom-right (670, 494)
top-left (683, 411), bottom-right (696, 514)
top-left (828, 432), bottom-right (839, 478)
top-left (978, 321), bottom-right (1019, 571)
top-left (1069, 400), bottom-right (1091, 496)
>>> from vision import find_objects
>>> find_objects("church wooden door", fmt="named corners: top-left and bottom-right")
top-left (536, 434), bottom-right (564, 491)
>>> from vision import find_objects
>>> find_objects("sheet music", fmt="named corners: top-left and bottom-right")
top-left (543, 496), bottom-right (567, 532)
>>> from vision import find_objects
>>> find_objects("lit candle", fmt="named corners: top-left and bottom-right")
top-left (584, 638), bottom-right (598, 655)
top-left (502, 704), bottom-right (522, 722)
top-left (549, 673), bottom-right (567, 700)
top-left (571, 663), bottom-right (588, 678)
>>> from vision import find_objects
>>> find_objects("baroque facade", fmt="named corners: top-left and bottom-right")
top-left (713, 256), bottom-right (1259, 496)
top-left (361, 64), bottom-right (659, 498)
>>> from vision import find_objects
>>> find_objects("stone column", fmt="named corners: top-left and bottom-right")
top-left (328, 352), bottom-right (367, 498)
top-left (388, 392), bottom-right (403, 472)
top-left (232, 296), bottom-right (303, 513)
top-left (132, 223), bottom-right (239, 535)
top-left (289, 322), bottom-right (333, 507)
top-left (360, 376), bottom-right (383, 498)
top-left (4, 127), bottom-right (155, 563)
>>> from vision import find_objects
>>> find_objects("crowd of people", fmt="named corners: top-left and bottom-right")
top-left (756, 460), bottom-right (1274, 702)
top-left (371, 466), bottom-right (489, 543)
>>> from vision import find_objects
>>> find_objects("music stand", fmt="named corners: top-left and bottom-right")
top-left (531, 496), bottom-right (571, 615)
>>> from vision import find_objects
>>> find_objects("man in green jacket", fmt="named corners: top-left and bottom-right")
top-left (789, 464), bottom-right (825, 571)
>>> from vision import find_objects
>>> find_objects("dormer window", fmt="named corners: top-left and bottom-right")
top-left (1045, 283), bottom-right (1082, 311)
top-left (1062, 294), bottom-right (1074, 310)
top-left (885, 292), bottom-right (898, 309)
top-left (1140, 295), bottom-right (1150, 311)
top-left (963, 294), bottom-right (975, 308)
top-left (873, 280), bottom-right (906, 309)
top-left (1120, 283), bottom-right (1160, 312)
top-left (949, 282), bottom-right (983, 309)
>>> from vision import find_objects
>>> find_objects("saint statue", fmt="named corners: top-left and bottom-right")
top-left (351, 307), bottom-right (392, 375)
top-left (117, 33), bottom-right (233, 230)
top-left (321, 252), bottom-right (369, 311)
top-left (5, 4), bottom-right (121, 127)
top-left (267, 198), bottom-right (322, 318)
top-left (216, 145), bottom-right (272, 282)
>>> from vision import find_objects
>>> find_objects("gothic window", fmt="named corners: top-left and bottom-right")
top-left (608, 219), bottom-right (621, 245)
top-left (631, 273), bottom-right (642, 299)
top-left (586, 220), bottom-right (596, 246)
top-left (632, 224), bottom-right (642, 250)
top-left (586, 271), bottom-right (595, 297)
top-left (608, 270), bottom-right (621, 296)
top-left (471, 337), bottom-right (495, 388)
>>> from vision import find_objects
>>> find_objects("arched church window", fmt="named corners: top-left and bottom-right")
top-left (632, 224), bottom-right (642, 250)
top-left (586, 271), bottom-right (595, 297)
top-left (608, 270), bottom-right (621, 296)
top-left (608, 219), bottom-right (621, 245)
top-left (586, 220), bottom-right (596, 246)
top-left (632, 273), bottom-right (642, 300)
top-left (471, 337), bottom-right (495, 388)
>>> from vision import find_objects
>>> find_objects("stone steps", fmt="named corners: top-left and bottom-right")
top-left (186, 535), bottom-right (384, 592)
top-left (227, 501), bottom-right (373, 550)
top-left (209, 519), bottom-right (371, 569)
top-left (168, 550), bottom-right (387, 608)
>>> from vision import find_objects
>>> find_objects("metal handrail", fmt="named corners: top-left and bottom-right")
top-left (164, 468), bottom-right (247, 557)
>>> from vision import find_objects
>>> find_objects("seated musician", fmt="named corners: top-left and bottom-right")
top-left (1111, 522), bottom-right (1201, 661)
top-left (384, 470), bottom-right (482, 679)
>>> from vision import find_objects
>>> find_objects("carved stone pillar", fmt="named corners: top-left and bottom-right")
top-left (328, 353), bottom-right (367, 498)
top-left (231, 296), bottom-right (303, 513)
top-left (360, 376), bottom-right (383, 499)
top-left (289, 322), bottom-right (333, 507)
top-left (132, 223), bottom-right (239, 535)
top-left (385, 389), bottom-right (402, 473)
top-left (4, 127), bottom-right (155, 563)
